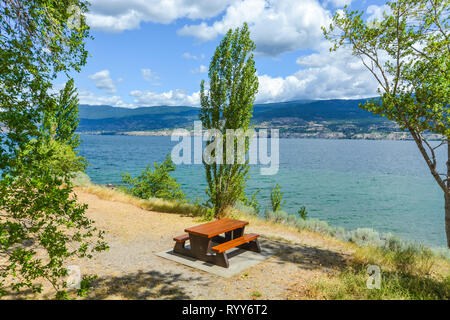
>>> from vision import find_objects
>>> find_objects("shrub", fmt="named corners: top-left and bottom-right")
top-left (244, 189), bottom-right (261, 215)
top-left (72, 171), bottom-right (91, 187)
top-left (382, 233), bottom-right (406, 252)
top-left (265, 209), bottom-right (289, 224)
top-left (295, 218), bottom-right (334, 235)
top-left (287, 213), bottom-right (298, 226)
top-left (234, 200), bottom-right (258, 216)
top-left (431, 247), bottom-right (450, 260)
top-left (122, 153), bottom-right (185, 201)
top-left (270, 184), bottom-right (286, 212)
top-left (346, 228), bottom-right (383, 247)
top-left (298, 206), bottom-right (308, 220)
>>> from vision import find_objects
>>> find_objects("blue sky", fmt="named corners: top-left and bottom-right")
top-left (63, 0), bottom-right (388, 108)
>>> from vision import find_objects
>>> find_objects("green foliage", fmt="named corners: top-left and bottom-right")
top-left (347, 228), bottom-right (384, 247)
top-left (298, 206), bottom-right (308, 220)
top-left (242, 189), bottom-right (261, 215)
top-left (265, 209), bottom-right (289, 224)
top-left (0, 0), bottom-right (90, 164)
top-left (42, 79), bottom-right (81, 149)
top-left (233, 201), bottom-right (258, 217)
top-left (0, 136), bottom-right (107, 298)
top-left (199, 23), bottom-right (259, 218)
top-left (270, 184), bottom-right (286, 212)
top-left (0, 0), bottom-right (107, 298)
top-left (323, 0), bottom-right (450, 247)
top-left (122, 154), bottom-right (185, 201)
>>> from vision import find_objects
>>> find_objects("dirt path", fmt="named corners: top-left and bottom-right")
top-left (74, 190), bottom-right (355, 300)
top-left (5, 190), bottom-right (353, 299)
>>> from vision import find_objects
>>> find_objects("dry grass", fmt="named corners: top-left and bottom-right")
top-left (76, 184), bottom-right (206, 217)
top-left (304, 245), bottom-right (450, 300)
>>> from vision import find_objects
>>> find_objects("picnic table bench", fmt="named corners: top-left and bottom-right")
top-left (173, 218), bottom-right (261, 268)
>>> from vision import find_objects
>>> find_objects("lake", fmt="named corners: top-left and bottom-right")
top-left (78, 135), bottom-right (447, 247)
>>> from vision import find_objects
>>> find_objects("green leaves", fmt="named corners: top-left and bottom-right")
top-left (42, 79), bottom-right (81, 149)
top-left (122, 153), bottom-right (186, 201)
top-left (200, 23), bottom-right (259, 218)
top-left (324, 0), bottom-right (450, 246)
top-left (324, 0), bottom-right (449, 138)
top-left (270, 184), bottom-right (286, 212)
top-left (0, 0), bottom-right (107, 298)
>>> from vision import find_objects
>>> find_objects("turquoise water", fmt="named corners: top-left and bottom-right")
top-left (78, 135), bottom-right (447, 247)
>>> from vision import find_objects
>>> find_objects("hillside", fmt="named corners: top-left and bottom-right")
top-left (77, 98), bottom-right (406, 139)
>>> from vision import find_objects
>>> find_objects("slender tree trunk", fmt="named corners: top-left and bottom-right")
top-left (446, 192), bottom-right (450, 248)
top-left (446, 138), bottom-right (450, 248)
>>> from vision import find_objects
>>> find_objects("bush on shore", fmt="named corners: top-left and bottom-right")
top-left (121, 153), bottom-right (185, 201)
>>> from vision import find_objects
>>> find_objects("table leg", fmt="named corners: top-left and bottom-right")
top-left (189, 234), bottom-right (212, 257)
top-left (233, 227), bottom-right (244, 238)
top-left (173, 234), bottom-right (229, 267)
top-left (237, 238), bottom-right (261, 253)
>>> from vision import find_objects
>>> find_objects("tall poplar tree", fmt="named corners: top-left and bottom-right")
top-left (199, 23), bottom-right (259, 218)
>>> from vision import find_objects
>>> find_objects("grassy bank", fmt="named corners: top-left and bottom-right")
top-left (77, 183), bottom-right (450, 300)
top-left (78, 184), bottom-right (206, 217)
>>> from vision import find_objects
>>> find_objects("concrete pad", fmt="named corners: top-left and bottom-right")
top-left (155, 244), bottom-right (274, 278)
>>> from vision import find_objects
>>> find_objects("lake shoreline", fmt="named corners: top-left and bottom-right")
top-left (76, 130), bottom-right (443, 141)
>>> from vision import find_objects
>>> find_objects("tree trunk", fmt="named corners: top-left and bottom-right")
top-left (446, 138), bottom-right (450, 248)
top-left (446, 192), bottom-right (450, 248)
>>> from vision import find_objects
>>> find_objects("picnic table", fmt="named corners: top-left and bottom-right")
top-left (173, 218), bottom-right (261, 268)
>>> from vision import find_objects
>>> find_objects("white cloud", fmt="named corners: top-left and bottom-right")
top-left (78, 90), bottom-right (133, 108)
top-left (178, 0), bottom-right (332, 56)
top-left (325, 0), bottom-right (352, 7)
top-left (182, 52), bottom-right (205, 60)
top-left (86, 0), bottom-right (234, 32)
top-left (255, 43), bottom-right (380, 103)
top-left (88, 70), bottom-right (117, 94)
top-left (141, 68), bottom-right (160, 83)
top-left (130, 89), bottom-right (200, 106)
top-left (367, 4), bottom-right (391, 22)
top-left (190, 65), bottom-right (208, 74)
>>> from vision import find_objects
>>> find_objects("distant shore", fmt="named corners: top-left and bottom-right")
top-left (76, 130), bottom-right (443, 141)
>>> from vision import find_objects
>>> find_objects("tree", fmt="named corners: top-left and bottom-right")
top-left (199, 23), bottom-right (259, 218)
top-left (42, 79), bottom-right (81, 150)
top-left (122, 153), bottom-right (185, 201)
top-left (0, 0), bottom-right (107, 298)
top-left (323, 0), bottom-right (450, 246)
top-left (270, 184), bottom-right (286, 212)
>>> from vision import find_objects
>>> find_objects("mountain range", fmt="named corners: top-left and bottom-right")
top-left (77, 98), bottom-right (408, 139)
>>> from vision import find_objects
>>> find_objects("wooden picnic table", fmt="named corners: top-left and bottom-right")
top-left (173, 218), bottom-right (261, 268)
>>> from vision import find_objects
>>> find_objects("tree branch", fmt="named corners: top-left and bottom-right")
top-left (409, 128), bottom-right (449, 195)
